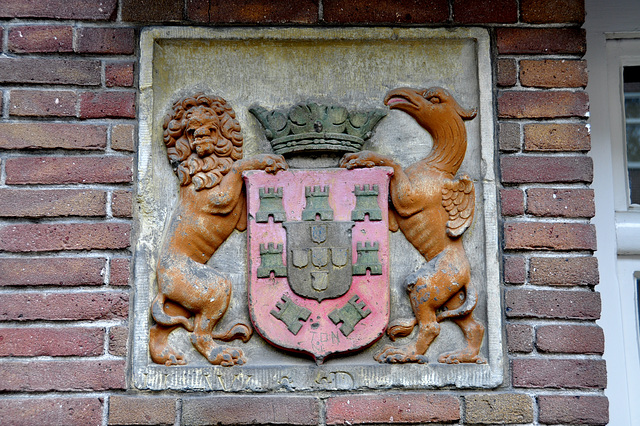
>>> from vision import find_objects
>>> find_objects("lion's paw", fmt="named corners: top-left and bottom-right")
top-left (207, 346), bottom-right (246, 366)
top-left (438, 350), bottom-right (486, 364)
top-left (374, 345), bottom-right (427, 364)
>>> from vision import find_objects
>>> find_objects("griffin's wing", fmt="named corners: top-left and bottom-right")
top-left (441, 174), bottom-right (475, 237)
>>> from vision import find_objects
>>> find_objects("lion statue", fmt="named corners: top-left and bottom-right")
top-left (149, 93), bottom-right (287, 366)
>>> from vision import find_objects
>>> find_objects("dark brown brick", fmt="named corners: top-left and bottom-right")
top-left (122, 0), bottom-right (184, 22)
top-left (109, 396), bottom-right (176, 425)
top-left (106, 62), bottom-right (134, 87)
top-left (513, 359), bottom-right (606, 389)
top-left (527, 188), bottom-right (595, 218)
top-left (9, 89), bottom-right (76, 117)
top-left (323, 0), bottom-right (449, 24)
top-left (326, 394), bottom-right (460, 424)
top-left (0, 257), bottom-right (105, 287)
top-left (501, 156), bottom-right (592, 184)
top-left (0, 223), bottom-right (131, 252)
top-left (521, 0), bottom-right (585, 24)
top-left (0, 189), bottom-right (105, 218)
top-left (0, 327), bottom-right (104, 357)
top-left (0, 58), bottom-right (100, 85)
top-left (501, 188), bottom-right (524, 216)
top-left (76, 28), bottom-right (135, 55)
top-left (0, 0), bottom-right (117, 20)
top-left (499, 122), bottom-right (520, 152)
top-left (506, 323), bottom-right (533, 353)
top-left (498, 91), bottom-right (588, 118)
top-left (80, 91), bottom-right (136, 119)
top-left (537, 324), bottom-right (604, 354)
top-left (530, 256), bottom-right (599, 286)
top-left (496, 28), bottom-right (586, 55)
top-left (520, 59), bottom-right (588, 88)
top-left (0, 123), bottom-right (106, 150)
top-left (112, 124), bottom-right (136, 152)
top-left (504, 222), bottom-right (596, 251)
top-left (538, 395), bottom-right (608, 425)
top-left (112, 190), bottom-right (133, 218)
top-left (5, 156), bottom-right (132, 185)
top-left (8, 25), bottom-right (73, 53)
top-left (0, 360), bottom-right (126, 391)
top-left (505, 289), bottom-right (601, 320)
top-left (497, 58), bottom-right (517, 87)
top-left (189, 0), bottom-right (318, 24)
top-left (453, 0), bottom-right (517, 24)
top-left (0, 292), bottom-right (128, 321)
top-left (465, 394), bottom-right (533, 424)
top-left (0, 398), bottom-right (103, 426)
top-left (108, 326), bottom-right (128, 357)
top-left (504, 255), bottom-right (526, 284)
top-left (182, 395), bottom-right (320, 425)
top-left (524, 123), bottom-right (590, 152)
top-left (110, 258), bottom-right (131, 286)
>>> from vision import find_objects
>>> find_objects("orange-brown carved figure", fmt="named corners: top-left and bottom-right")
top-left (149, 94), bottom-right (287, 366)
top-left (341, 87), bottom-right (485, 364)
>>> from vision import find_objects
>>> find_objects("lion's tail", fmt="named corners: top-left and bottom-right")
top-left (151, 293), bottom-right (194, 332)
top-left (212, 323), bottom-right (253, 343)
top-left (387, 318), bottom-right (418, 341)
top-left (436, 285), bottom-right (478, 322)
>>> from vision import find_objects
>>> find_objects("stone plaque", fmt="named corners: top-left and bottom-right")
top-left (133, 27), bottom-right (501, 391)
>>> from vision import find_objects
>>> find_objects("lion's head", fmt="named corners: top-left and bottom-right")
top-left (163, 94), bottom-right (243, 191)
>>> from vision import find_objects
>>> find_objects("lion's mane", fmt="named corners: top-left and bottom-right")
top-left (163, 94), bottom-right (243, 191)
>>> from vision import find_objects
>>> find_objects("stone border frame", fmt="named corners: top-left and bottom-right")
top-left (133, 27), bottom-right (502, 391)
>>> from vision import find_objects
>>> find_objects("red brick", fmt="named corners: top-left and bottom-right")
top-left (0, 257), bottom-right (105, 287)
top-left (182, 395), bottom-right (320, 425)
top-left (453, 0), bottom-right (517, 23)
top-left (0, 123), bottom-right (106, 150)
top-left (0, 327), bottom-right (104, 357)
top-left (538, 395), bottom-right (608, 425)
top-left (499, 122), bottom-right (520, 152)
top-left (465, 394), bottom-right (533, 424)
top-left (505, 289), bottom-right (601, 320)
top-left (80, 91), bottom-right (136, 119)
top-left (504, 222), bottom-right (596, 251)
top-left (520, 59), bottom-right (588, 88)
top-left (0, 292), bottom-right (128, 321)
top-left (122, 0), bottom-right (184, 22)
top-left (524, 123), bottom-right (590, 152)
top-left (76, 28), bottom-right (135, 55)
top-left (109, 396), bottom-right (176, 425)
top-left (0, 58), bottom-right (100, 85)
top-left (8, 25), bottom-right (73, 53)
top-left (503, 255), bottom-right (526, 284)
top-left (0, 398), bottom-right (103, 426)
top-left (0, 0), bottom-right (117, 19)
top-left (323, 0), bottom-right (449, 24)
top-left (108, 326), bottom-right (128, 357)
top-left (501, 188), bottom-right (524, 216)
top-left (110, 258), bottom-right (131, 286)
top-left (0, 223), bottom-right (131, 252)
top-left (498, 91), bottom-right (588, 118)
top-left (513, 359), bottom-right (606, 389)
top-left (537, 325), bottom-right (604, 354)
top-left (106, 62), bottom-right (134, 87)
top-left (112, 190), bottom-right (133, 218)
top-left (0, 360), bottom-right (125, 391)
top-left (5, 156), bottom-right (132, 184)
top-left (497, 58), bottom-right (517, 87)
top-left (527, 188), bottom-right (595, 218)
top-left (0, 189), bottom-right (105, 218)
top-left (496, 28), bottom-right (586, 55)
top-left (9, 89), bottom-right (76, 117)
top-left (326, 394), bottom-right (460, 424)
top-left (530, 256), bottom-right (599, 286)
top-left (521, 0), bottom-right (585, 24)
top-left (112, 124), bottom-right (136, 152)
top-left (506, 323), bottom-right (533, 353)
top-left (192, 0), bottom-right (319, 24)
top-left (501, 156), bottom-right (592, 184)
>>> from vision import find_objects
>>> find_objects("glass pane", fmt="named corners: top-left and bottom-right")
top-left (624, 66), bottom-right (640, 204)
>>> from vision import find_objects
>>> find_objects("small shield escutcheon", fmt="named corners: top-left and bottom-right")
top-left (311, 247), bottom-right (329, 267)
top-left (292, 249), bottom-right (309, 268)
top-left (332, 248), bottom-right (349, 267)
top-left (311, 224), bottom-right (327, 243)
top-left (311, 271), bottom-right (329, 291)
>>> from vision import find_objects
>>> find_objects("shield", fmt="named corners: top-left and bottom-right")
top-left (244, 167), bottom-right (393, 362)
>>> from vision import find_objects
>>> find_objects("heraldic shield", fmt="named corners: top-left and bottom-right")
top-left (244, 167), bottom-right (393, 362)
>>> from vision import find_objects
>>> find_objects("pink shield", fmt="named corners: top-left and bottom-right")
top-left (244, 167), bottom-right (392, 363)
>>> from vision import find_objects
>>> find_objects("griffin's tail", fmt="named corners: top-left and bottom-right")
top-left (436, 285), bottom-right (478, 322)
top-left (151, 293), bottom-right (194, 332)
top-left (387, 318), bottom-right (418, 341)
top-left (211, 323), bottom-right (253, 343)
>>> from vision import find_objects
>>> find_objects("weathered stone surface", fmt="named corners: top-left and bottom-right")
top-left (465, 393), bottom-right (533, 424)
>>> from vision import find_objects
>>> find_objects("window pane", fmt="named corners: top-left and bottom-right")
top-left (624, 66), bottom-right (640, 204)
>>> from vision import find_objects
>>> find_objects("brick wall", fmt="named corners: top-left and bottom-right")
top-left (0, 1), bottom-right (607, 425)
